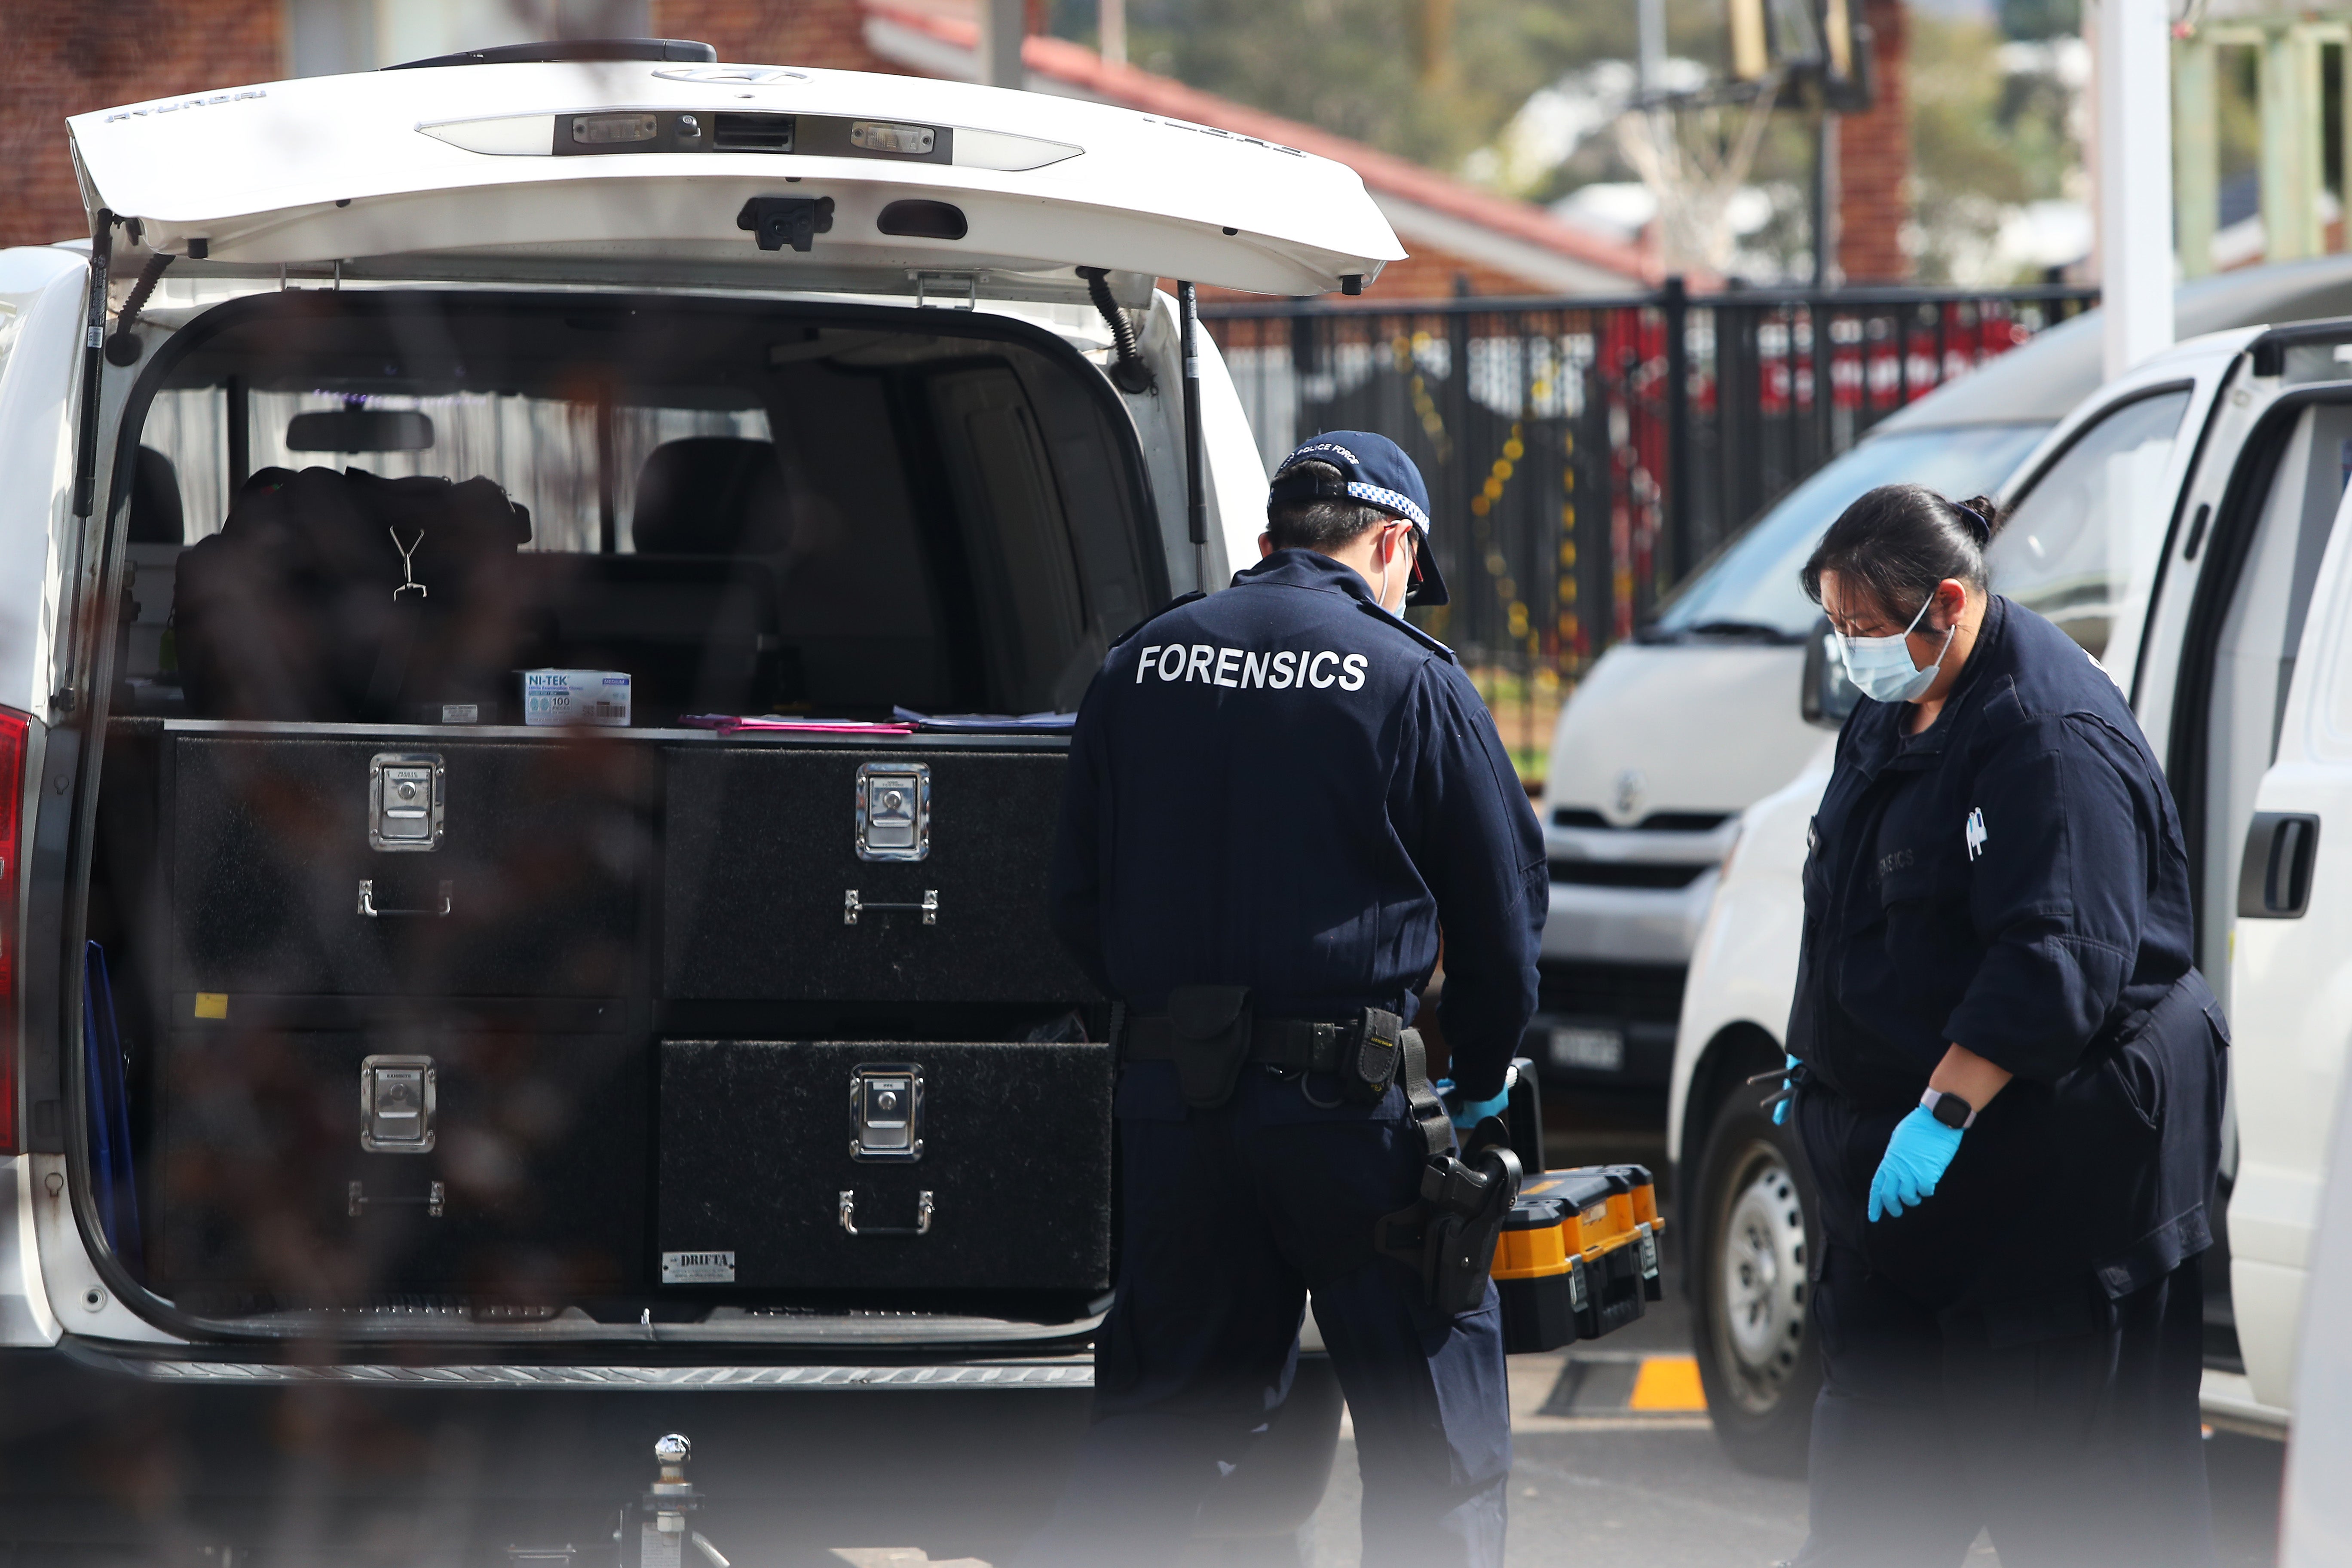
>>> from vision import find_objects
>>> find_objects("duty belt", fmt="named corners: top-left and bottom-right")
top-left (1118, 987), bottom-right (1452, 1156)
top-left (1122, 1014), bottom-right (1366, 1075)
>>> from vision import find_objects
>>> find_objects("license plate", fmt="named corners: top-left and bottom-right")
top-left (1551, 1026), bottom-right (1625, 1073)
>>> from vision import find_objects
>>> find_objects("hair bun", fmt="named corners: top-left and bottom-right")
top-left (1957, 495), bottom-right (2002, 543)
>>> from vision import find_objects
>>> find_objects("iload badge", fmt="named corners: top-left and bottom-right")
top-left (1965, 807), bottom-right (1988, 861)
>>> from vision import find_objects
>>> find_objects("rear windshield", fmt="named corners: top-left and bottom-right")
top-left (116, 292), bottom-right (1162, 727)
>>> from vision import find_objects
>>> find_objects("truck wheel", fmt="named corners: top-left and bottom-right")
top-left (1691, 1089), bottom-right (1822, 1477)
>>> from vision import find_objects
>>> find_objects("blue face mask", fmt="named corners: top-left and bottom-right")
top-left (1837, 593), bottom-right (1955, 705)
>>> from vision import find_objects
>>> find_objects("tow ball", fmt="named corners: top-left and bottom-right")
top-left (637, 1434), bottom-right (730, 1568)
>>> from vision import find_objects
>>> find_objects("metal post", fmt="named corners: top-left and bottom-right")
top-left (2098, 0), bottom-right (2176, 377)
top-left (1810, 109), bottom-right (1839, 289)
top-left (2174, 36), bottom-right (2218, 279)
top-left (2258, 24), bottom-right (2325, 264)
top-left (1179, 282), bottom-right (1208, 588)
top-left (979, 0), bottom-right (1026, 87)
top-left (1660, 276), bottom-right (1691, 589)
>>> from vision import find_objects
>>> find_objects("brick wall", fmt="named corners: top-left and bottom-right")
top-left (651, 0), bottom-right (897, 73)
top-left (0, 0), bottom-right (284, 248)
top-left (1835, 0), bottom-right (1911, 283)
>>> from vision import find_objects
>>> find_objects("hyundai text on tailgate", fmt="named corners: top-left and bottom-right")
top-left (0, 39), bottom-right (1403, 1559)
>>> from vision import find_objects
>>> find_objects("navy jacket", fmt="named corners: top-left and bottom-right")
top-left (1049, 549), bottom-right (1546, 1107)
top-left (1791, 595), bottom-right (2227, 1307)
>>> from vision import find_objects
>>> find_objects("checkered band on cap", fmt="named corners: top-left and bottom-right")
top-left (1347, 483), bottom-right (1430, 530)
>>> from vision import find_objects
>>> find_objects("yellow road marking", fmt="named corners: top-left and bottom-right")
top-left (1628, 1354), bottom-right (1707, 1412)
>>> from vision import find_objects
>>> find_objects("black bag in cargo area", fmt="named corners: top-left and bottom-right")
top-left (175, 466), bottom-right (532, 723)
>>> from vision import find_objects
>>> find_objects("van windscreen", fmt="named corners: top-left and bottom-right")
top-left (116, 292), bottom-right (1161, 727)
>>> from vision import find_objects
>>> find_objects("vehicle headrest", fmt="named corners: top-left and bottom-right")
top-left (631, 438), bottom-right (791, 555)
top-left (129, 445), bottom-right (184, 545)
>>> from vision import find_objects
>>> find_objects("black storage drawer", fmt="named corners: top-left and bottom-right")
top-left (155, 1027), bottom-right (646, 1303)
top-left (169, 733), bottom-right (649, 998)
top-left (658, 1039), bottom-right (1112, 1291)
top-left (661, 747), bottom-right (1096, 1004)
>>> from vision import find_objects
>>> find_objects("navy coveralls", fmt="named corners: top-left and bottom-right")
top-left (1789, 596), bottom-right (2229, 1568)
top-left (1034, 549), bottom-right (1545, 1568)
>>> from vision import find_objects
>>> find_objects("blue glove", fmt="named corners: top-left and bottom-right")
top-left (1867, 1107), bottom-right (1965, 1222)
top-left (1773, 1053), bottom-right (1800, 1125)
top-left (1435, 1072), bottom-right (1516, 1132)
top-left (1450, 1085), bottom-right (1513, 1132)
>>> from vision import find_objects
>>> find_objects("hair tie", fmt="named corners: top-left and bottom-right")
top-left (1953, 503), bottom-right (1991, 545)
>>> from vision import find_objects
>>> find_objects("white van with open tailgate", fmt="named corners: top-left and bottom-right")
top-left (0, 38), bottom-right (1403, 1561)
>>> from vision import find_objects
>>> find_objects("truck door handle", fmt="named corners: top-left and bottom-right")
top-left (2238, 813), bottom-right (2320, 918)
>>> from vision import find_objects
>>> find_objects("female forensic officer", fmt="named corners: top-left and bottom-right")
top-left (1782, 484), bottom-right (2228, 1568)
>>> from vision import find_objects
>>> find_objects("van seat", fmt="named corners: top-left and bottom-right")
top-left (512, 554), bottom-right (782, 723)
top-left (631, 437), bottom-right (790, 555)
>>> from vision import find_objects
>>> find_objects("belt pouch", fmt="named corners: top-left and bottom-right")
top-left (1166, 985), bottom-right (1253, 1109)
top-left (1344, 1008), bottom-right (1404, 1104)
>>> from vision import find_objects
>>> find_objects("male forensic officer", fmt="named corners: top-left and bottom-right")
top-left (1029, 432), bottom-right (1546, 1568)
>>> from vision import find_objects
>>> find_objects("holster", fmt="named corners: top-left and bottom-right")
top-left (1375, 1116), bottom-right (1524, 1315)
top-left (1164, 984), bottom-right (1254, 1109)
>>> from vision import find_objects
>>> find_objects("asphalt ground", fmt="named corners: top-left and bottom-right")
top-left (1292, 1105), bottom-right (2286, 1568)
top-left (825, 1106), bottom-right (2288, 1568)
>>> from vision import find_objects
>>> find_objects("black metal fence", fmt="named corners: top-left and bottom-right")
top-left (1203, 283), bottom-right (2098, 704)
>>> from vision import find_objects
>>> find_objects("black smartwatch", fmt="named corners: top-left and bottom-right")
top-left (1921, 1088), bottom-right (1975, 1130)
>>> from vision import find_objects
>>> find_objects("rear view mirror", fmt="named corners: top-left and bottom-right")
top-left (1801, 615), bottom-right (1859, 728)
top-left (287, 410), bottom-right (435, 452)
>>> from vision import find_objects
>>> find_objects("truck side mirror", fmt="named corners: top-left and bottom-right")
top-left (1802, 616), bottom-right (1858, 729)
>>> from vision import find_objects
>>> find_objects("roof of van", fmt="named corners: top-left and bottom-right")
top-left (67, 60), bottom-right (1404, 297)
top-left (1873, 253), bottom-right (2352, 434)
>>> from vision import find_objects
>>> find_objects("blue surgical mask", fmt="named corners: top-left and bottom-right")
top-left (1837, 594), bottom-right (1956, 704)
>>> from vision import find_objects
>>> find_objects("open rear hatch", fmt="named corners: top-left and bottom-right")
top-left (82, 286), bottom-right (1165, 1342)
top-left (67, 58), bottom-right (1403, 299)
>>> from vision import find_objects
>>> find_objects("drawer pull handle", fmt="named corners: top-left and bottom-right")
top-left (842, 889), bottom-right (937, 926)
top-left (349, 1180), bottom-right (446, 1218)
top-left (358, 879), bottom-right (453, 918)
top-left (839, 1189), bottom-right (933, 1236)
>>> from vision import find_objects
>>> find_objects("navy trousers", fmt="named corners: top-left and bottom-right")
top-left (1020, 1066), bottom-right (1511, 1568)
top-left (1796, 1245), bottom-right (2215, 1568)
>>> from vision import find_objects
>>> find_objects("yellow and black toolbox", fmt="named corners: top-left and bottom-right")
top-left (1493, 1164), bottom-right (1665, 1354)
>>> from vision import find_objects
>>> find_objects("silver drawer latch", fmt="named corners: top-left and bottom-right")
top-left (359, 1054), bottom-right (437, 1152)
top-left (850, 1064), bottom-right (923, 1161)
top-left (855, 761), bottom-right (929, 861)
top-left (842, 889), bottom-right (936, 925)
top-left (839, 1190), bottom-right (934, 1236)
top-left (368, 752), bottom-right (445, 851)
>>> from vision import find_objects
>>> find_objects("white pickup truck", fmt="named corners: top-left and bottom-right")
top-left (1669, 313), bottom-right (2352, 1468)
top-left (0, 37), bottom-right (1399, 1561)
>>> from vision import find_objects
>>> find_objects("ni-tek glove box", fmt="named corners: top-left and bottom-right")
top-left (1495, 1164), bottom-right (1666, 1354)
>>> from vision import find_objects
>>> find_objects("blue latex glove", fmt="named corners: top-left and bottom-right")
top-left (1434, 1072), bottom-right (1516, 1132)
top-left (1773, 1053), bottom-right (1800, 1125)
top-left (1867, 1107), bottom-right (1965, 1222)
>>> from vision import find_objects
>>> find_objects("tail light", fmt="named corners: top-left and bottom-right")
top-left (0, 708), bottom-right (27, 1155)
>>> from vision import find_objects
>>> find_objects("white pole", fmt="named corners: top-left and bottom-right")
top-left (2097, 0), bottom-right (2174, 378)
top-left (1099, 0), bottom-right (1127, 67)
